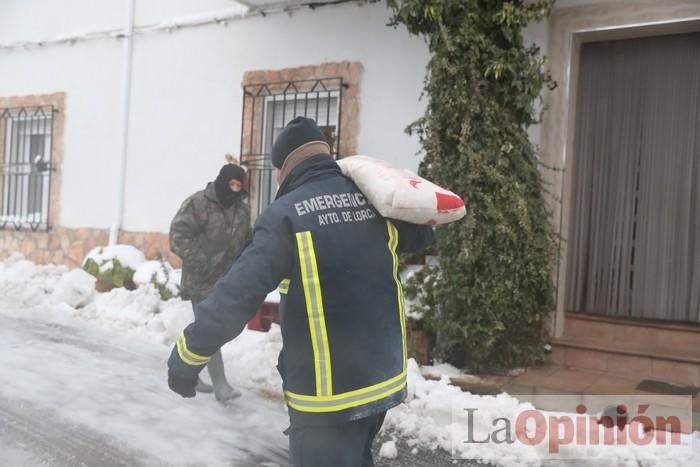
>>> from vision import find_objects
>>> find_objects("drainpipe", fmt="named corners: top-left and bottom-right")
top-left (109, 0), bottom-right (135, 245)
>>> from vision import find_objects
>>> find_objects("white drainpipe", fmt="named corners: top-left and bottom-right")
top-left (109, 0), bottom-right (135, 245)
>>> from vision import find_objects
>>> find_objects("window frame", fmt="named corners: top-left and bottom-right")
top-left (0, 105), bottom-right (56, 232)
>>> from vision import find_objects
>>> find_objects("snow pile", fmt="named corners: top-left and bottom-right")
top-left (220, 324), bottom-right (283, 395)
top-left (159, 298), bottom-right (195, 343)
top-left (83, 244), bottom-right (146, 271)
top-left (420, 361), bottom-right (464, 379)
top-left (379, 440), bottom-right (398, 459)
top-left (52, 268), bottom-right (96, 308)
top-left (0, 253), bottom-right (68, 309)
top-left (133, 260), bottom-right (181, 295)
top-left (384, 360), bottom-right (697, 466)
top-left (78, 285), bottom-right (162, 329)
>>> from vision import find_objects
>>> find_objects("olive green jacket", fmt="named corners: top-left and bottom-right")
top-left (170, 183), bottom-right (252, 302)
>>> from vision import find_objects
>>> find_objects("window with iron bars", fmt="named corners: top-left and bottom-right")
top-left (0, 105), bottom-right (55, 232)
top-left (240, 78), bottom-right (346, 216)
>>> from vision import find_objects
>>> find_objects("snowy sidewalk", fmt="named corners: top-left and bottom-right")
top-left (1, 256), bottom-right (698, 467)
top-left (0, 313), bottom-right (485, 467)
top-left (0, 314), bottom-right (290, 466)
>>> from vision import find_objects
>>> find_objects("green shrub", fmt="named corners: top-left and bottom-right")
top-left (388, 0), bottom-right (557, 371)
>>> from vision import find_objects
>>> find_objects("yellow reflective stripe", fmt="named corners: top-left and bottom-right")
top-left (286, 369), bottom-right (405, 401)
top-left (285, 370), bottom-right (407, 413)
top-left (179, 334), bottom-right (209, 363)
top-left (278, 279), bottom-right (290, 294)
top-left (176, 333), bottom-right (210, 367)
top-left (386, 221), bottom-right (407, 369)
top-left (296, 231), bottom-right (333, 396)
top-left (176, 340), bottom-right (209, 367)
top-left (306, 233), bottom-right (333, 396)
top-left (296, 232), bottom-right (322, 395)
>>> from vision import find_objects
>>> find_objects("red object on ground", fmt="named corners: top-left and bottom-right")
top-left (247, 302), bottom-right (279, 332)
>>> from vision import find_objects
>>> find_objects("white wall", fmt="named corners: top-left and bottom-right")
top-left (0, 0), bottom-right (241, 43)
top-left (1, 1), bottom-right (430, 233)
top-left (0, 39), bottom-right (125, 229)
top-left (0, 0), bottom-right (124, 44)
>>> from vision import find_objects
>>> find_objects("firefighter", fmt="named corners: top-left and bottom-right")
top-left (167, 117), bottom-right (433, 466)
top-left (169, 161), bottom-right (252, 402)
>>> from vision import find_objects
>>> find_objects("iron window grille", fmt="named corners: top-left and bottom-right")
top-left (0, 105), bottom-right (55, 232)
top-left (240, 77), bottom-right (346, 216)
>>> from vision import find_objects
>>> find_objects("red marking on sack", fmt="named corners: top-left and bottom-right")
top-left (436, 192), bottom-right (464, 213)
top-left (426, 219), bottom-right (437, 225)
top-left (409, 179), bottom-right (422, 189)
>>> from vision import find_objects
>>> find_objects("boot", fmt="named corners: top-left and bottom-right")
top-left (207, 349), bottom-right (241, 402)
top-left (195, 378), bottom-right (214, 394)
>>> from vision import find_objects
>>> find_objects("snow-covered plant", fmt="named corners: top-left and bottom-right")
top-left (82, 245), bottom-right (146, 291)
top-left (133, 259), bottom-right (181, 301)
top-left (83, 257), bottom-right (136, 289)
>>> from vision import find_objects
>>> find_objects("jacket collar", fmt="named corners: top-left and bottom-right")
top-left (275, 155), bottom-right (342, 199)
top-left (204, 182), bottom-right (219, 204)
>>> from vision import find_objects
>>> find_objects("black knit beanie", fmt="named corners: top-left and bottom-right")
top-left (271, 117), bottom-right (327, 169)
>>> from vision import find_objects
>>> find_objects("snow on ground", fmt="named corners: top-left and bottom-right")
top-left (386, 362), bottom-right (700, 466)
top-left (0, 442), bottom-right (42, 467)
top-left (0, 254), bottom-right (289, 466)
top-left (0, 253), bottom-right (283, 397)
top-left (0, 314), bottom-right (289, 466)
top-left (1, 254), bottom-right (699, 467)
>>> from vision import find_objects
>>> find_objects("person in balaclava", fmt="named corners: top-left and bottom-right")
top-left (169, 161), bottom-right (252, 402)
top-left (166, 117), bottom-right (434, 466)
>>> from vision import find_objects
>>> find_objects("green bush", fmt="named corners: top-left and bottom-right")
top-left (388, 0), bottom-right (557, 371)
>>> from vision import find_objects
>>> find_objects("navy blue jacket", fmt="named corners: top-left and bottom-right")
top-left (169, 155), bottom-right (433, 426)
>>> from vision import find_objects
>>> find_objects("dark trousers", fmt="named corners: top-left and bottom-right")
top-left (289, 412), bottom-right (387, 467)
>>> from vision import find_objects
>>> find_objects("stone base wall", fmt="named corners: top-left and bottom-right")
top-left (0, 227), bottom-right (181, 268)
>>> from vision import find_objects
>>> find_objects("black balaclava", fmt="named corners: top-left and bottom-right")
top-left (214, 163), bottom-right (246, 208)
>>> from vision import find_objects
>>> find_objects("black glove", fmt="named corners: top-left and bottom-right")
top-left (168, 371), bottom-right (198, 398)
top-left (167, 330), bottom-right (209, 398)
